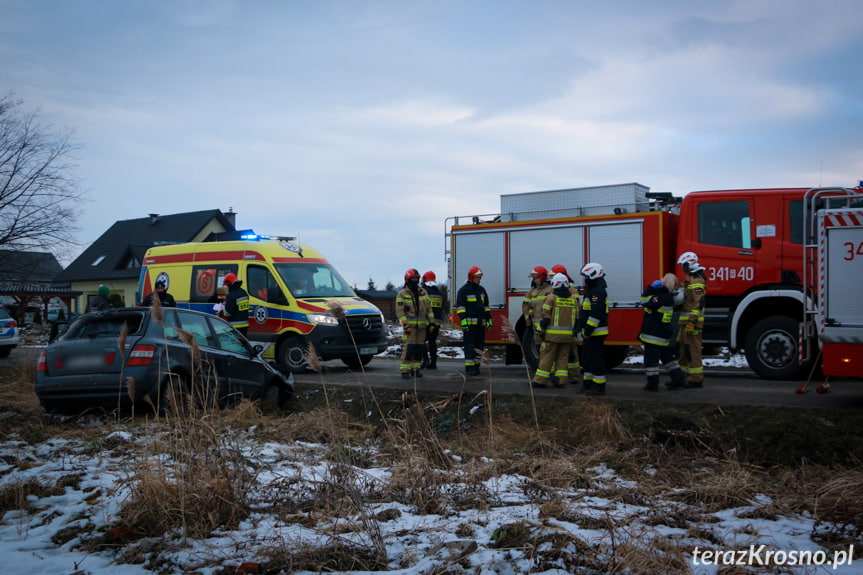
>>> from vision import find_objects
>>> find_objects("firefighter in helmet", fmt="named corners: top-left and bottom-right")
top-left (396, 269), bottom-right (434, 379)
top-left (420, 270), bottom-right (445, 369)
top-left (552, 264), bottom-right (582, 383)
top-left (523, 266), bottom-right (552, 337)
top-left (455, 266), bottom-right (492, 376)
top-left (221, 273), bottom-right (250, 335)
top-left (532, 273), bottom-right (579, 388)
top-left (576, 262), bottom-right (609, 395)
top-left (639, 273), bottom-right (687, 391)
top-left (675, 251), bottom-right (707, 388)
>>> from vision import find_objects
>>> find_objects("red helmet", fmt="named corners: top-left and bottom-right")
top-left (551, 264), bottom-right (568, 276)
top-left (404, 268), bottom-right (420, 282)
top-left (529, 266), bottom-right (548, 282)
top-left (467, 266), bottom-right (483, 281)
top-left (422, 270), bottom-right (436, 283)
top-left (223, 272), bottom-right (238, 286)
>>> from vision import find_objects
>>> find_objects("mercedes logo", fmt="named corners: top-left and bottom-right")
top-left (362, 318), bottom-right (372, 330)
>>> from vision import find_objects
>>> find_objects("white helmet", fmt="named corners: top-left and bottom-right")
top-left (677, 251), bottom-right (704, 273)
top-left (580, 262), bottom-right (605, 280)
top-left (550, 273), bottom-right (569, 289)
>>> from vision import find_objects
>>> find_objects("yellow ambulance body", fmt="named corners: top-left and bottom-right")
top-left (138, 238), bottom-right (387, 371)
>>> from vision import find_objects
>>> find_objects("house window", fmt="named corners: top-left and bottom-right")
top-left (91, 255), bottom-right (106, 266)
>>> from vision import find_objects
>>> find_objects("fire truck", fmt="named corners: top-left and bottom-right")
top-left (446, 182), bottom-right (863, 380)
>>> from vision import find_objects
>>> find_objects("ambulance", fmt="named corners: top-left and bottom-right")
top-left (138, 235), bottom-right (388, 372)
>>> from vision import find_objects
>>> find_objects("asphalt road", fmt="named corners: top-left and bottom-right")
top-left (294, 356), bottom-right (863, 410)
top-left (6, 346), bottom-right (861, 410)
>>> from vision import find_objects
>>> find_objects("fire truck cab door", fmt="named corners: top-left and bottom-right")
top-left (684, 195), bottom-right (762, 294)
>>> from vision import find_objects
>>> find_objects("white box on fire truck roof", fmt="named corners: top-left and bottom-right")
top-left (501, 183), bottom-right (650, 221)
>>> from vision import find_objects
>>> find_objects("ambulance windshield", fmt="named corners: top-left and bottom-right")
top-left (273, 263), bottom-right (355, 298)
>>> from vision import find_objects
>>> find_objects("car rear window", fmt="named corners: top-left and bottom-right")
top-left (62, 313), bottom-right (145, 340)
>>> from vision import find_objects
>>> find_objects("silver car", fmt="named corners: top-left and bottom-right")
top-left (0, 307), bottom-right (20, 358)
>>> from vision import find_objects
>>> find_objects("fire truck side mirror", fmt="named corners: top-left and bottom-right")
top-left (751, 238), bottom-right (762, 249)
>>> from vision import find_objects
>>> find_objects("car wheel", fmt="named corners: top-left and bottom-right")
top-left (159, 373), bottom-right (191, 416)
top-left (744, 316), bottom-right (808, 380)
top-left (341, 354), bottom-right (373, 369)
top-left (277, 335), bottom-right (309, 373)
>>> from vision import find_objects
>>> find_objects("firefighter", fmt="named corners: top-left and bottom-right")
top-left (455, 266), bottom-right (492, 376)
top-left (551, 264), bottom-right (582, 383)
top-left (420, 271), bottom-right (445, 369)
top-left (639, 273), bottom-right (687, 391)
top-left (532, 273), bottom-right (579, 388)
top-left (222, 273), bottom-right (250, 335)
top-left (576, 262), bottom-right (609, 395)
top-left (676, 251), bottom-right (708, 388)
top-left (522, 266), bottom-right (551, 337)
top-left (396, 269), bottom-right (434, 379)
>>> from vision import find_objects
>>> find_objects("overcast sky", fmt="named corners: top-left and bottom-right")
top-left (2, 0), bottom-right (862, 289)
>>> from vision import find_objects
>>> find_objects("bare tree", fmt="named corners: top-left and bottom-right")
top-left (0, 92), bottom-right (84, 253)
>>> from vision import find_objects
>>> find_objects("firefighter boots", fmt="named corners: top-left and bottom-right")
top-left (643, 374), bottom-right (660, 392)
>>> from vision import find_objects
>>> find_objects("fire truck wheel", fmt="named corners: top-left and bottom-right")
top-left (604, 346), bottom-right (630, 370)
top-left (521, 329), bottom-right (541, 370)
top-left (744, 316), bottom-right (808, 380)
top-left (278, 335), bottom-right (309, 373)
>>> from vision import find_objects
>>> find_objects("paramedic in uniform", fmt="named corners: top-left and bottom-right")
top-left (221, 273), bottom-right (250, 336)
top-left (576, 262), bottom-right (609, 395)
top-left (532, 273), bottom-right (578, 389)
top-left (455, 266), bottom-right (492, 376)
top-left (675, 252), bottom-right (707, 388)
top-left (396, 269), bottom-right (434, 379)
top-left (420, 271), bottom-right (445, 370)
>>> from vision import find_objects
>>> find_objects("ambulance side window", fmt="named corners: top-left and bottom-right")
top-left (191, 265), bottom-right (238, 303)
top-left (247, 264), bottom-right (288, 305)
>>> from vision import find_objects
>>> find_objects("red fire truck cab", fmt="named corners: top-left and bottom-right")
top-left (446, 182), bottom-right (863, 380)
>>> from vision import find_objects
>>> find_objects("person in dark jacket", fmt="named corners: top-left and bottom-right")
top-left (638, 273), bottom-right (687, 391)
top-left (86, 285), bottom-right (112, 312)
top-left (576, 262), bottom-right (609, 395)
top-left (455, 266), bottom-right (492, 376)
top-left (420, 270), bottom-right (445, 370)
top-left (142, 279), bottom-right (177, 308)
top-left (221, 273), bottom-right (250, 335)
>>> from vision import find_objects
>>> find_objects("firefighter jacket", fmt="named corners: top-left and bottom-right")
top-left (455, 281), bottom-right (491, 328)
top-left (576, 277), bottom-right (609, 338)
top-left (638, 284), bottom-right (675, 347)
top-left (539, 286), bottom-right (578, 343)
top-left (396, 285), bottom-right (434, 333)
top-left (678, 271), bottom-right (707, 329)
top-left (422, 283), bottom-right (445, 324)
top-left (224, 281), bottom-right (250, 330)
top-left (522, 281), bottom-right (552, 333)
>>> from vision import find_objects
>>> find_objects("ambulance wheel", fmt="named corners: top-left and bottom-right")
top-left (342, 354), bottom-right (373, 369)
top-left (521, 329), bottom-right (540, 370)
top-left (744, 316), bottom-right (808, 380)
top-left (278, 335), bottom-right (309, 373)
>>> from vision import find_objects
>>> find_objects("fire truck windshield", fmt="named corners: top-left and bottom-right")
top-left (273, 263), bottom-right (355, 298)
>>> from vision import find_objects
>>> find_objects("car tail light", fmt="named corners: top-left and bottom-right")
top-left (37, 350), bottom-right (47, 372)
top-left (127, 345), bottom-right (156, 366)
top-left (8, 319), bottom-right (17, 328)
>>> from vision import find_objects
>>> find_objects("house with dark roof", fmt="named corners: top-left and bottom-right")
top-left (54, 209), bottom-right (237, 312)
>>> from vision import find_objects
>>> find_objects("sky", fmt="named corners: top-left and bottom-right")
top-left (2, 0), bottom-right (862, 290)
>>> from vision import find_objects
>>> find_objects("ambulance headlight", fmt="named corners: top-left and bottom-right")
top-left (309, 314), bottom-right (339, 325)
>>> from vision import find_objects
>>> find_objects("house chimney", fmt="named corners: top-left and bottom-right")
top-left (225, 207), bottom-right (236, 229)
top-left (149, 213), bottom-right (160, 224)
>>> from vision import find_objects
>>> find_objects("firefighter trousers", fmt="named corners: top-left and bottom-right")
top-left (677, 330), bottom-right (704, 383)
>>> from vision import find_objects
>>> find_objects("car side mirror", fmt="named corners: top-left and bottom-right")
top-left (253, 344), bottom-right (264, 356)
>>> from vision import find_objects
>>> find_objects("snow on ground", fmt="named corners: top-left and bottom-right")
top-left (1, 415), bottom-right (859, 574)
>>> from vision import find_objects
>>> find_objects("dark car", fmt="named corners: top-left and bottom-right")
top-left (36, 307), bottom-right (293, 413)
